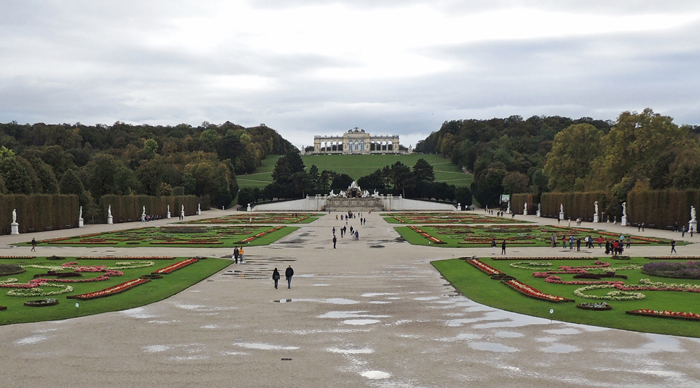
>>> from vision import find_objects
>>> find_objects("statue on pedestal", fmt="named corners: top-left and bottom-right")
top-left (12, 209), bottom-right (17, 223)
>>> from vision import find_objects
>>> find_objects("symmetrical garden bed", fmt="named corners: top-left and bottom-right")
top-left (384, 212), bottom-right (530, 224)
top-left (434, 256), bottom-right (700, 338)
top-left (182, 212), bottom-right (320, 224)
top-left (25, 225), bottom-right (295, 248)
top-left (397, 224), bottom-right (676, 248)
top-left (0, 256), bottom-right (230, 325)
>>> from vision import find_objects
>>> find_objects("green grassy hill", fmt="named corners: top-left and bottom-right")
top-left (236, 154), bottom-right (472, 190)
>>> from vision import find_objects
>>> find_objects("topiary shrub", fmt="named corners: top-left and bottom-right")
top-left (642, 261), bottom-right (700, 279)
top-left (0, 263), bottom-right (25, 276)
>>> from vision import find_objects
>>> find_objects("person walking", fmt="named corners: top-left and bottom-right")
top-left (671, 240), bottom-right (677, 254)
top-left (233, 246), bottom-right (239, 264)
top-left (576, 238), bottom-right (581, 251)
top-left (333, 235), bottom-right (337, 249)
top-left (272, 268), bottom-right (280, 289)
top-left (31, 238), bottom-right (37, 252)
top-left (285, 265), bottom-right (294, 289)
top-left (626, 236), bottom-right (631, 249)
top-left (501, 240), bottom-right (507, 255)
top-left (682, 226), bottom-right (686, 237)
top-left (239, 246), bottom-right (245, 263)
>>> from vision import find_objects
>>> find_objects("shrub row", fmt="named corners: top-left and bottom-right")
top-left (628, 190), bottom-right (700, 229)
top-left (540, 192), bottom-right (610, 221)
top-left (98, 195), bottom-right (210, 223)
top-left (0, 194), bottom-right (79, 235)
top-left (511, 194), bottom-right (534, 215)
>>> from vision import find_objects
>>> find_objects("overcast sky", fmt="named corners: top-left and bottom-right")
top-left (1, 1), bottom-right (699, 149)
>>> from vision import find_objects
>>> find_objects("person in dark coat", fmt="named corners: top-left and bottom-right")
top-left (333, 235), bottom-right (337, 249)
top-left (233, 247), bottom-right (239, 264)
top-left (285, 265), bottom-right (294, 289)
top-left (272, 268), bottom-right (280, 289)
top-left (501, 240), bottom-right (506, 255)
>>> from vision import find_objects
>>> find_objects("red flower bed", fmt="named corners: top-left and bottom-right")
top-left (237, 226), bottom-right (285, 244)
top-left (67, 278), bottom-right (150, 300)
top-left (493, 256), bottom-right (594, 261)
top-left (151, 240), bottom-right (222, 245)
top-left (626, 309), bottom-right (700, 321)
top-left (76, 256), bottom-right (174, 260)
top-left (502, 279), bottom-right (573, 302)
top-left (466, 258), bottom-right (503, 276)
top-left (0, 256), bottom-right (34, 259)
top-left (152, 258), bottom-right (198, 274)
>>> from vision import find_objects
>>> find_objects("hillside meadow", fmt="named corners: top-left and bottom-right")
top-left (236, 154), bottom-right (472, 190)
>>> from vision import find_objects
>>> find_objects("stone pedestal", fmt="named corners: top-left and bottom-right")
top-left (506, 202), bottom-right (511, 214)
top-left (690, 220), bottom-right (698, 234)
top-left (621, 216), bottom-right (628, 226)
top-left (166, 211), bottom-right (171, 219)
top-left (247, 203), bottom-right (252, 212)
top-left (559, 211), bottom-right (565, 221)
top-left (536, 210), bottom-right (541, 217)
top-left (593, 214), bottom-right (599, 223)
top-left (180, 211), bottom-right (185, 219)
top-left (79, 218), bottom-right (84, 228)
top-left (523, 210), bottom-right (528, 216)
top-left (10, 222), bottom-right (19, 235)
top-left (107, 215), bottom-right (113, 225)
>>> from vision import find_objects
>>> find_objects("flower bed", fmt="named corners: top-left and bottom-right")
top-left (24, 298), bottom-right (59, 307)
top-left (626, 309), bottom-right (700, 321)
top-left (67, 278), bottom-right (150, 300)
top-left (573, 284), bottom-right (646, 301)
top-left (152, 258), bottom-right (199, 274)
top-left (492, 256), bottom-right (595, 261)
top-left (76, 256), bottom-right (174, 260)
top-left (408, 226), bottom-right (446, 244)
top-left (645, 256), bottom-right (700, 260)
top-left (0, 256), bottom-right (34, 259)
top-left (577, 302), bottom-right (612, 310)
top-left (502, 279), bottom-right (573, 302)
top-left (465, 258), bottom-right (503, 276)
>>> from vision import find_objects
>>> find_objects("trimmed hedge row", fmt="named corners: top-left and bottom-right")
top-left (511, 194), bottom-right (534, 215)
top-left (540, 192), bottom-right (610, 221)
top-left (628, 190), bottom-right (700, 229)
top-left (98, 195), bottom-right (210, 223)
top-left (0, 194), bottom-right (79, 235)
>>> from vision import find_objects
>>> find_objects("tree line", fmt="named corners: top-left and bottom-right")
top-left (237, 152), bottom-right (473, 207)
top-left (417, 109), bottom-right (700, 212)
top-left (0, 121), bottom-right (295, 218)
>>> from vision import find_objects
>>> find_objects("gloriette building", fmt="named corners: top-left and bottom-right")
top-left (310, 128), bottom-right (403, 155)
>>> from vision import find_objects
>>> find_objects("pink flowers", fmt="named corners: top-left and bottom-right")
top-left (627, 309), bottom-right (700, 321)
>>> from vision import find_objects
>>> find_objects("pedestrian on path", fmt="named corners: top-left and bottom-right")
top-left (671, 240), bottom-right (677, 254)
top-left (233, 247), bottom-right (239, 264)
top-left (285, 265), bottom-right (294, 289)
top-left (239, 246), bottom-right (245, 263)
top-left (501, 240), bottom-right (507, 255)
top-left (272, 268), bottom-right (280, 289)
top-left (333, 235), bottom-right (337, 249)
top-left (31, 238), bottom-right (36, 252)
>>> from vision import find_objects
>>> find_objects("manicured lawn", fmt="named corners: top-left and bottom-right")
top-left (433, 257), bottom-right (700, 337)
top-left (25, 225), bottom-right (298, 248)
top-left (396, 224), bottom-right (680, 248)
top-left (383, 212), bottom-right (530, 224)
top-left (181, 212), bottom-right (321, 224)
top-left (0, 256), bottom-right (231, 325)
top-left (236, 154), bottom-right (472, 191)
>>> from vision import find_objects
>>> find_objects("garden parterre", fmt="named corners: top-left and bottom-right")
top-left (398, 224), bottom-right (678, 248)
top-left (181, 212), bottom-right (320, 224)
top-left (0, 256), bottom-right (229, 325)
top-left (434, 256), bottom-right (700, 337)
top-left (383, 212), bottom-right (530, 224)
top-left (22, 225), bottom-right (296, 248)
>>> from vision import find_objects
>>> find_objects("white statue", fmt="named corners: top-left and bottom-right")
top-left (79, 206), bottom-right (83, 219)
top-left (622, 202), bottom-right (627, 217)
top-left (538, 203), bottom-right (541, 211)
top-left (142, 206), bottom-right (146, 216)
top-left (594, 201), bottom-right (599, 215)
top-left (523, 203), bottom-right (528, 213)
top-left (167, 205), bottom-right (170, 213)
top-left (692, 206), bottom-right (697, 222)
top-left (12, 209), bottom-right (17, 223)
top-left (329, 190), bottom-right (337, 198)
top-left (181, 205), bottom-right (184, 213)
top-left (108, 205), bottom-right (112, 217)
top-left (560, 204), bottom-right (564, 213)
top-left (350, 181), bottom-right (358, 189)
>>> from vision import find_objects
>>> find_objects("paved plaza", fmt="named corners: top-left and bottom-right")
top-left (1, 210), bottom-right (699, 387)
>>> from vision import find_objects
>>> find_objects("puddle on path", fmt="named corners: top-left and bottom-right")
top-left (234, 342), bottom-right (299, 350)
top-left (361, 371), bottom-right (391, 379)
top-left (342, 319), bottom-right (381, 325)
top-left (468, 342), bottom-right (519, 353)
top-left (327, 347), bottom-right (374, 354)
top-left (540, 344), bottom-right (581, 353)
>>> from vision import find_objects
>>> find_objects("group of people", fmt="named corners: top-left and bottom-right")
top-left (231, 246), bottom-right (245, 264)
top-left (271, 265), bottom-right (294, 289)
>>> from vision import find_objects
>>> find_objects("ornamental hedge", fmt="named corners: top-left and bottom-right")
top-left (98, 195), bottom-right (210, 223)
top-left (540, 192), bottom-right (610, 221)
top-left (511, 194), bottom-right (534, 215)
top-left (628, 190), bottom-right (700, 229)
top-left (0, 194), bottom-right (79, 235)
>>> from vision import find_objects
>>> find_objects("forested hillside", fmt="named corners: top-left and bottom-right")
top-left (417, 109), bottom-right (700, 207)
top-left (0, 121), bottom-right (295, 215)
